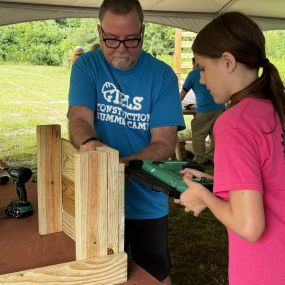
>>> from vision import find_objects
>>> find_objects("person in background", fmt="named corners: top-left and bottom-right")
top-left (67, 0), bottom-right (185, 284)
top-left (180, 57), bottom-right (225, 165)
top-left (90, 42), bottom-right (101, 51)
top-left (71, 46), bottom-right (85, 64)
top-left (175, 12), bottom-right (285, 285)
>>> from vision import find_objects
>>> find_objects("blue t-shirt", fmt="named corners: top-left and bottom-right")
top-left (69, 49), bottom-right (185, 219)
top-left (183, 68), bottom-right (225, 113)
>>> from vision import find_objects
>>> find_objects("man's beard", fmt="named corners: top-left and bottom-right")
top-left (110, 55), bottom-right (136, 71)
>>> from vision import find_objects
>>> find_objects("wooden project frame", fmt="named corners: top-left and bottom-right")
top-left (0, 124), bottom-right (127, 284)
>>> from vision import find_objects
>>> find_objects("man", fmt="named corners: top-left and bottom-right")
top-left (180, 58), bottom-right (225, 164)
top-left (68, 1), bottom-right (184, 284)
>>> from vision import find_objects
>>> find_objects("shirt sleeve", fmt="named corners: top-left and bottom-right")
top-left (182, 71), bottom-right (193, 92)
top-left (214, 127), bottom-right (263, 199)
top-left (149, 67), bottom-right (185, 131)
top-left (68, 56), bottom-right (97, 112)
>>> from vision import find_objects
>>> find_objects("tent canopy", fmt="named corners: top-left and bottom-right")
top-left (0, 0), bottom-right (285, 32)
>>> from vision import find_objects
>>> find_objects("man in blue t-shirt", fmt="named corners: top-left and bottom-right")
top-left (180, 58), bottom-right (225, 164)
top-left (67, 0), bottom-right (184, 284)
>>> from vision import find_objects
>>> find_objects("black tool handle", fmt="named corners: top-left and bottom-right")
top-left (9, 167), bottom-right (32, 203)
top-left (15, 181), bottom-right (28, 203)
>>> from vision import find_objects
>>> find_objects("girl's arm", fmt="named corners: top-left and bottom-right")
top-left (175, 171), bottom-right (265, 242)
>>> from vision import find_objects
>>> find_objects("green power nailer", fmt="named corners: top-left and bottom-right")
top-left (0, 161), bottom-right (33, 218)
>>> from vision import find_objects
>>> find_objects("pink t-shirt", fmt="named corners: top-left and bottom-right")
top-left (213, 98), bottom-right (285, 285)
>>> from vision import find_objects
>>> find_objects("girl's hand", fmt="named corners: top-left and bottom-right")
top-left (174, 168), bottom-right (210, 216)
top-left (180, 168), bottom-right (213, 179)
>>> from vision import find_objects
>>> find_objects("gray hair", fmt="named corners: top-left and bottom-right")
top-left (99, 0), bottom-right (144, 23)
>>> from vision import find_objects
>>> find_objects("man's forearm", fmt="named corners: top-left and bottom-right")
top-left (122, 141), bottom-right (175, 164)
top-left (180, 89), bottom-right (187, 101)
top-left (68, 118), bottom-right (96, 148)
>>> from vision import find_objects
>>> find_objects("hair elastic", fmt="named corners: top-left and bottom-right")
top-left (259, 58), bottom-right (269, 67)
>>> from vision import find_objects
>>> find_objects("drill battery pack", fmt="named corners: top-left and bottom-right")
top-left (5, 200), bottom-right (33, 218)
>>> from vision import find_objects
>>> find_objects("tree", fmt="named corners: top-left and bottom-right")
top-left (144, 23), bottom-right (174, 56)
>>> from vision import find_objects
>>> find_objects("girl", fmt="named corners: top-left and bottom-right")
top-left (174, 12), bottom-right (285, 285)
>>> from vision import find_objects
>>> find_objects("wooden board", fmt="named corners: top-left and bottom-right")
top-left (36, 124), bottom-right (62, 234)
top-left (0, 253), bottom-right (127, 285)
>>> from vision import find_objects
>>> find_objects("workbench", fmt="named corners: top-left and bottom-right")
top-left (0, 181), bottom-right (161, 284)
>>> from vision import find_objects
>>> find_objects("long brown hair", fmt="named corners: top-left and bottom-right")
top-left (192, 12), bottom-right (285, 152)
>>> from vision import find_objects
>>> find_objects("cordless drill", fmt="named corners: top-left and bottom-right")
top-left (5, 167), bottom-right (33, 218)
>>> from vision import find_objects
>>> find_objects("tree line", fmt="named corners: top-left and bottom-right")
top-left (0, 18), bottom-right (285, 66)
top-left (0, 18), bottom-right (174, 66)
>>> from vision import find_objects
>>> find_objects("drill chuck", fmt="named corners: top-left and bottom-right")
top-left (9, 167), bottom-right (32, 183)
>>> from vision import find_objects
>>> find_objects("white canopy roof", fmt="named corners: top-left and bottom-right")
top-left (0, 0), bottom-right (285, 32)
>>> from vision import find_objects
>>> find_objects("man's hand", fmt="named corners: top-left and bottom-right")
top-left (79, 139), bottom-right (106, 152)
top-left (68, 106), bottom-right (100, 149)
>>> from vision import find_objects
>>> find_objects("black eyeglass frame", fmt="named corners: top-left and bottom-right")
top-left (100, 26), bottom-right (143, 49)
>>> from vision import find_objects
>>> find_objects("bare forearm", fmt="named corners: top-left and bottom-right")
top-left (201, 190), bottom-right (264, 241)
top-left (68, 118), bottom-right (96, 148)
top-left (177, 172), bottom-right (265, 242)
top-left (180, 89), bottom-right (187, 101)
top-left (122, 141), bottom-right (175, 163)
top-left (202, 190), bottom-right (237, 232)
top-left (122, 126), bottom-right (178, 164)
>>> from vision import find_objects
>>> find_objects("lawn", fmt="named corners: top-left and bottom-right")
top-left (0, 64), bottom-right (70, 173)
top-left (0, 63), bottom-right (228, 285)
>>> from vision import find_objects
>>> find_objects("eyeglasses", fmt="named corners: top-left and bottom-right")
top-left (100, 27), bottom-right (142, 49)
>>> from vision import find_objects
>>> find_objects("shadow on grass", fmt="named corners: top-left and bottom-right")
top-left (169, 199), bottom-right (228, 285)
top-left (168, 164), bottom-right (228, 285)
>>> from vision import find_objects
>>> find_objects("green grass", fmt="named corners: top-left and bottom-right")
top-left (0, 64), bottom-right (70, 173)
top-left (169, 202), bottom-right (228, 285)
top-left (270, 58), bottom-right (285, 78)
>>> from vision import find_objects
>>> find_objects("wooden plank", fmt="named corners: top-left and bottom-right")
top-left (181, 53), bottom-right (193, 59)
top-left (106, 149), bottom-right (119, 254)
top-left (36, 124), bottom-right (62, 235)
top-left (182, 31), bottom-right (197, 38)
top-left (62, 176), bottom-right (75, 217)
top-left (62, 210), bottom-right (75, 240)
top-left (118, 163), bottom-right (125, 253)
top-left (97, 147), bottom-right (120, 255)
top-left (75, 151), bottom-right (108, 260)
top-left (61, 138), bottom-right (78, 183)
top-left (62, 176), bottom-right (75, 240)
top-left (61, 139), bottom-right (77, 240)
top-left (181, 40), bottom-right (193, 48)
top-left (175, 28), bottom-right (195, 87)
top-left (0, 252), bottom-right (127, 284)
top-left (174, 28), bottom-right (182, 73)
top-left (181, 62), bottom-right (192, 69)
